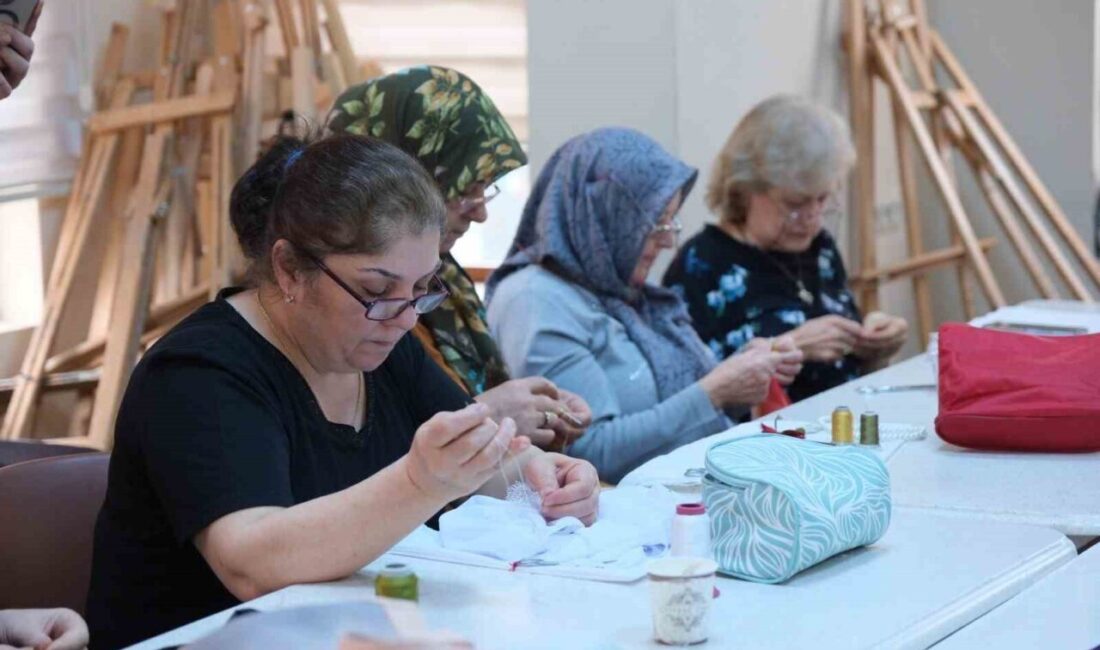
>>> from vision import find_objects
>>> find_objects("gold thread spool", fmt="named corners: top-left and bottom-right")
top-left (860, 411), bottom-right (880, 446)
top-left (831, 406), bottom-right (853, 445)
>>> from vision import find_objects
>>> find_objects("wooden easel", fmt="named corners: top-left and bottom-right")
top-left (0, 0), bottom-right (369, 448)
top-left (845, 0), bottom-right (1100, 344)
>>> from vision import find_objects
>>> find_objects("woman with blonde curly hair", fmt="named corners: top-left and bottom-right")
top-left (664, 95), bottom-right (908, 402)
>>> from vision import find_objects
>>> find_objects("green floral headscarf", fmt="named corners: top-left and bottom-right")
top-left (327, 65), bottom-right (527, 199)
top-left (327, 66), bottom-right (526, 394)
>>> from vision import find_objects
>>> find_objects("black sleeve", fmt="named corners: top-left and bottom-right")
top-left (663, 244), bottom-right (723, 352)
top-left (824, 235), bottom-right (863, 322)
top-left (132, 354), bottom-right (294, 545)
top-left (387, 334), bottom-right (475, 427)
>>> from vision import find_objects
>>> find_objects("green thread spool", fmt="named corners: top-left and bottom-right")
top-left (375, 563), bottom-right (419, 601)
top-left (860, 411), bottom-right (880, 446)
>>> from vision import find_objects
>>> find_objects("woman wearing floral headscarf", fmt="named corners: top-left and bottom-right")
top-left (485, 128), bottom-right (803, 482)
top-left (328, 66), bottom-right (591, 450)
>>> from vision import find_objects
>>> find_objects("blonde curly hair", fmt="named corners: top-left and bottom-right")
top-left (706, 95), bottom-right (855, 225)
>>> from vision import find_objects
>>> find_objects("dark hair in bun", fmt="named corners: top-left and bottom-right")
top-left (229, 132), bottom-right (445, 284)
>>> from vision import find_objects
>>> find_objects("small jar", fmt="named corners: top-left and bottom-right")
top-left (670, 502), bottom-right (712, 558)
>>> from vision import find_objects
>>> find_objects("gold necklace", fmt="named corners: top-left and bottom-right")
top-left (256, 292), bottom-right (363, 426)
top-left (727, 223), bottom-right (814, 306)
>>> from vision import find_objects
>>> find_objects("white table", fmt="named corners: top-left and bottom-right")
top-left (129, 511), bottom-right (1074, 650)
top-left (774, 352), bottom-right (1100, 536)
top-left (621, 352), bottom-right (1100, 535)
top-left (619, 302), bottom-right (1100, 535)
top-left (936, 543), bottom-right (1100, 649)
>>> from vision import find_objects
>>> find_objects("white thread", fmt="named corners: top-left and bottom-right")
top-left (488, 419), bottom-right (541, 510)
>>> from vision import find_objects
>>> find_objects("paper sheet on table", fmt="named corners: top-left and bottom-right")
top-left (619, 420), bottom-right (908, 490)
top-left (970, 305), bottom-right (1100, 334)
top-left (389, 485), bottom-right (680, 583)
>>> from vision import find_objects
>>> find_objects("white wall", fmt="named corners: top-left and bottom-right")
top-left (527, 0), bottom-right (679, 172)
top-left (672, 0), bottom-right (848, 242)
top-left (923, 0), bottom-right (1098, 320)
top-left (527, 0), bottom-right (915, 354)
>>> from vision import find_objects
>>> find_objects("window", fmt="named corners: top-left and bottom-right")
top-left (0, 199), bottom-right (44, 330)
top-left (0, 3), bottom-right (87, 198)
top-left (0, 3), bottom-right (87, 337)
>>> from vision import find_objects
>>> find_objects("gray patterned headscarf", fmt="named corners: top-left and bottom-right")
top-left (486, 127), bottom-right (718, 400)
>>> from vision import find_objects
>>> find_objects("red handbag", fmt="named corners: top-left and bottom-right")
top-left (935, 323), bottom-right (1100, 452)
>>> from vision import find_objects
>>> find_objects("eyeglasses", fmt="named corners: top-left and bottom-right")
top-left (452, 183), bottom-right (501, 214)
top-left (307, 255), bottom-right (449, 321)
top-left (770, 192), bottom-right (840, 223)
top-left (650, 216), bottom-right (684, 239)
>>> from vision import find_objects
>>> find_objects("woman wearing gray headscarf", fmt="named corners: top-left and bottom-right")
top-left (486, 128), bottom-right (802, 482)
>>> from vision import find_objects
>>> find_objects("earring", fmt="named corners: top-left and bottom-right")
top-left (285, 294), bottom-right (295, 304)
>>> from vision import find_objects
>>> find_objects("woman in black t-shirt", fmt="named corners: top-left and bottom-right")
top-left (664, 96), bottom-right (909, 402)
top-left (85, 134), bottom-right (600, 649)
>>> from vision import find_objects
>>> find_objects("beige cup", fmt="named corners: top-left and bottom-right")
top-left (647, 557), bottom-right (718, 645)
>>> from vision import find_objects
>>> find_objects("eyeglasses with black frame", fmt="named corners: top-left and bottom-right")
top-left (305, 253), bottom-right (449, 321)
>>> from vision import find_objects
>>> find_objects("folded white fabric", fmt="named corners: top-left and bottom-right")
top-left (439, 496), bottom-right (583, 562)
top-left (437, 486), bottom-right (679, 568)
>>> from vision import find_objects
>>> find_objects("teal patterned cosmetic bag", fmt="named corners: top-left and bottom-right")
top-left (702, 434), bottom-right (891, 584)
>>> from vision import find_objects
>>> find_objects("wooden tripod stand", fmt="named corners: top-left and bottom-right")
top-left (0, 0), bottom-right (367, 449)
top-left (845, 0), bottom-right (1100, 344)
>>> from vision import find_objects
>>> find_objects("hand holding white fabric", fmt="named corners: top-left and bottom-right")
top-left (405, 403), bottom-right (528, 502)
top-left (521, 452), bottom-right (599, 525)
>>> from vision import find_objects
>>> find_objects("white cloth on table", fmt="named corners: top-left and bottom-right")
top-left (393, 485), bottom-right (681, 581)
top-left (439, 496), bottom-right (583, 562)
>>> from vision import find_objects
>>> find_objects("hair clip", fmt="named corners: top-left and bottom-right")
top-left (284, 148), bottom-right (304, 172)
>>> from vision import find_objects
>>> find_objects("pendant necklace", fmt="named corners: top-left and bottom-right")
top-left (764, 251), bottom-right (814, 306)
top-left (726, 224), bottom-right (814, 306)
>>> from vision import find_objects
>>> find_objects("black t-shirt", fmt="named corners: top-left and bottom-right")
top-left (662, 225), bottom-right (863, 402)
top-left (85, 289), bottom-right (469, 649)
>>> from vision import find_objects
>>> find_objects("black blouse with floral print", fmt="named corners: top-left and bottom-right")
top-left (662, 225), bottom-right (863, 403)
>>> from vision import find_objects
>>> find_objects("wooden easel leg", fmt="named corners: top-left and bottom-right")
top-left (847, 0), bottom-right (879, 314)
top-left (96, 24), bottom-right (130, 110)
top-left (932, 32), bottom-right (1100, 293)
top-left (240, 6), bottom-right (267, 168)
top-left (320, 0), bottom-right (359, 85)
top-left (931, 112), bottom-right (977, 319)
top-left (0, 83), bottom-right (135, 440)
top-left (870, 30), bottom-right (1005, 309)
top-left (86, 129), bottom-right (173, 449)
top-left (290, 46), bottom-right (317, 123)
top-left (891, 96), bottom-right (934, 343)
top-left (972, 162), bottom-right (1059, 298)
top-left (943, 90), bottom-right (1092, 301)
top-left (880, 6), bottom-right (933, 343)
